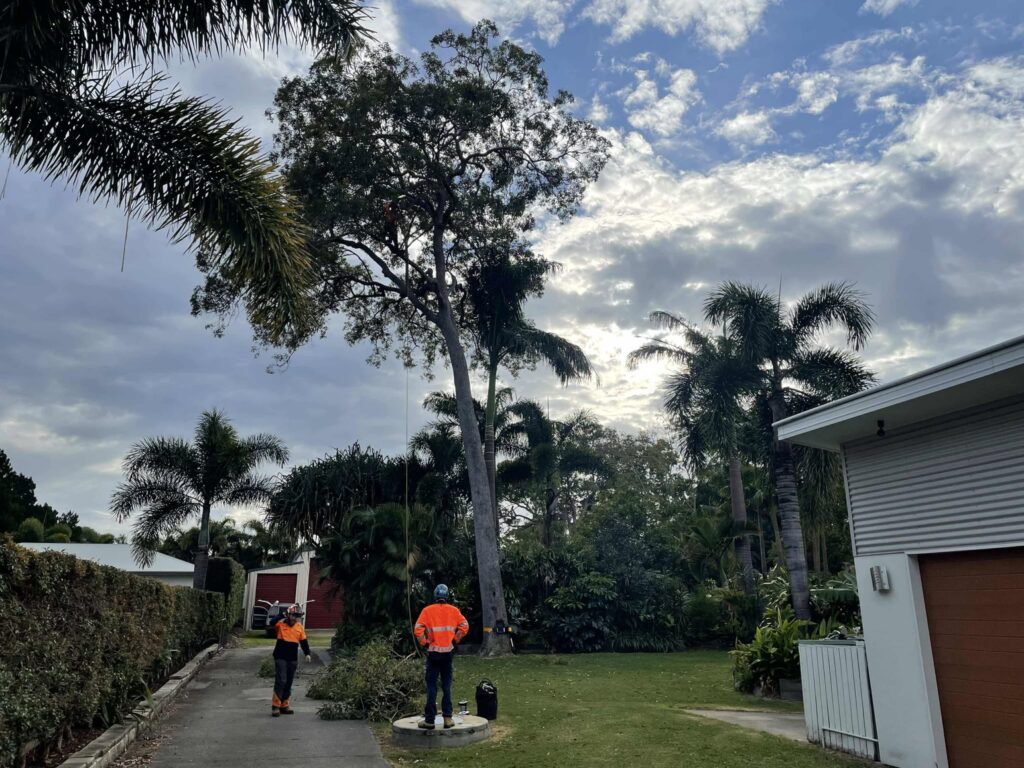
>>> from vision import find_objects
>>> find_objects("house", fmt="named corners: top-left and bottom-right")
top-left (777, 335), bottom-right (1024, 768)
top-left (19, 542), bottom-right (194, 587)
top-left (242, 547), bottom-right (344, 630)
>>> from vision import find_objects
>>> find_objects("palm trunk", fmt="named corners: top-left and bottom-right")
top-left (728, 456), bottom-right (755, 594)
top-left (770, 389), bottom-right (812, 619)
top-left (436, 306), bottom-right (511, 655)
top-left (812, 530), bottom-right (822, 573)
top-left (193, 500), bottom-right (212, 590)
top-left (484, 361), bottom-right (499, 535)
top-left (542, 487), bottom-right (557, 549)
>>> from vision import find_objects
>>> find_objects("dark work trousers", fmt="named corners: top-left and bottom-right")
top-left (424, 651), bottom-right (454, 719)
top-left (273, 659), bottom-right (299, 708)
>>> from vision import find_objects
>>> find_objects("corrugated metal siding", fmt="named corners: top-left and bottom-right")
top-left (843, 396), bottom-right (1024, 556)
top-left (800, 639), bottom-right (878, 760)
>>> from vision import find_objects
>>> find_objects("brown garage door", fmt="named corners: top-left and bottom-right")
top-left (920, 548), bottom-right (1024, 768)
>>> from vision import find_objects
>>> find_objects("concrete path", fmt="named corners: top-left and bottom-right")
top-left (144, 647), bottom-right (389, 768)
top-left (685, 709), bottom-right (808, 742)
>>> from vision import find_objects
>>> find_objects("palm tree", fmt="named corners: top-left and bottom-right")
top-left (500, 403), bottom-right (609, 548)
top-left (410, 420), bottom-right (469, 539)
top-left (1, 1), bottom-right (368, 342)
top-left (629, 315), bottom-right (759, 592)
top-left (111, 409), bottom-right (288, 589)
top-left (242, 519), bottom-right (298, 568)
top-left (466, 251), bottom-right (594, 523)
top-left (704, 282), bottom-right (875, 618)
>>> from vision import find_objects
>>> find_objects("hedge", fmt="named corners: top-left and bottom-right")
top-left (0, 538), bottom-right (225, 767)
top-left (206, 557), bottom-right (246, 631)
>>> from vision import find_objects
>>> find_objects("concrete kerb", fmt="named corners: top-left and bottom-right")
top-left (58, 643), bottom-right (221, 768)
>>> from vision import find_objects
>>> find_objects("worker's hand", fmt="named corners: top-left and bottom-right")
top-left (305, 655), bottom-right (312, 663)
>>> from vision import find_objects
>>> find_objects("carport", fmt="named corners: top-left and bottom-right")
top-left (777, 335), bottom-right (1024, 768)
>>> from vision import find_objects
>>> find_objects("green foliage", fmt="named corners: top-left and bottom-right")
top-left (206, 557), bottom-right (247, 629)
top-left (308, 639), bottom-right (420, 721)
top-left (258, 655), bottom-right (276, 678)
top-left (760, 565), bottom-right (862, 628)
top-left (0, 538), bottom-right (224, 767)
top-left (14, 517), bottom-right (44, 542)
top-left (730, 612), bottom-right (806, 696)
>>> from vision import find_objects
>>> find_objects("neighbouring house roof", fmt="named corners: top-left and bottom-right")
top-left (776, 334), bottom-right (1024, 451)
top-left (19, 542), bottom-right (194, 575)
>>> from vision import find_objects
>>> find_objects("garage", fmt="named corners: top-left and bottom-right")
top-left (776, 335), bottom-right (1024, 768)
top-left (242, 547), bottom-right (345, 630)
top-left (920, 548), bottom-right (1024, 768)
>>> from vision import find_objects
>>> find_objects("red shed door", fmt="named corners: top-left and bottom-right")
top-left (305, 563), bottom-right (344, 629)
top-left (254, 573), bottom-right (298, 607)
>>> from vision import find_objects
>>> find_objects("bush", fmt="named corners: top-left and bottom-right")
top-left (730, 611), bottom-right (805, 696)
top-left (0, 538), bottom-right (225, 767)
top-left (258, 655), bottom-right (276, 678)
top-left (308, 639), bottom-right (421, 721)
top-left (206, 557), bottom-right (246, 630)
top-left (14, 517), bottom-right (44, 542)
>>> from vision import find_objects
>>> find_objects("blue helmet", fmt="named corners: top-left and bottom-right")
top-left (433, 584), bottom-right (450, 602)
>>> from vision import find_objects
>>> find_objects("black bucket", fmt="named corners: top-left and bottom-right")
top-left (475, 679), bottom-right (498, 720)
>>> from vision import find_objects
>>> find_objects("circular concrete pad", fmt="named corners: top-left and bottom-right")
top-left (392, 715), bottom-right (492, 749)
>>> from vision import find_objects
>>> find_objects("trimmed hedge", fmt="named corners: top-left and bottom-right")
top-left (0, 538), bottom-right (225, 767)
top-left (206, 557), bottom-right (246, 630)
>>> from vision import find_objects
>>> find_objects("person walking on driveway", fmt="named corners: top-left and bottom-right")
top-left (414, 584), bottom-right (469, 730)
top-left (268, 604), bottom-right (312, 717)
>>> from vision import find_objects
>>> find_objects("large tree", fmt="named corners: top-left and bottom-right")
top-left (704, 282), bottom-right (875, 618)
top-left (629, 316), bottom-right (760, 592)
top-left (197, 22), bottom-right (609, 653)
top-left (110, 409), bottom-right (288, 588)
top-left (1, 1), bottom-right (369, 342)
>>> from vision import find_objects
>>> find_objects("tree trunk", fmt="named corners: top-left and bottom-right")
top-left (542, 487), bottom-right (557, 549)
top-left (193, 500), bottom-right (212, 590)
top-left (812, 530), bottom-right (822, 573)
top-left (436, 308), bottom-right (512, 655)
top-left (770, 389), bottom-right (812, 618)
top-left (484, 361), bottom-right (499, 535)
top-left (728, 456), bottom-right (755, 594)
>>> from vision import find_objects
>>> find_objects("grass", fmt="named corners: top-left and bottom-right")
top-left (379, 652), bottom-right (865, 768)
top-left (236, 629), bottom-right (335, 648)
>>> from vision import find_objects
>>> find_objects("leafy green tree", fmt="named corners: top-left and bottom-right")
top-left (630, 316), bottom-right (759, 592)
top-left (1, 1), bottom-right (369, 343)
top-left (410, 421), bottom-right (469, 539)
top-left (704, 282), bottom-right (875, 618)
top-left (241, 519), bottom-right (298, 568)
top-left (110, 409), bottom-right (288, 588)
top-left (15, 517), bottom-right (44, 542)
top-left (465, 250), bottom-right (593, 519)
top-left (0, 449), bottom-right (37, 532)
top-left (199, 22), bottom-right (609, 653)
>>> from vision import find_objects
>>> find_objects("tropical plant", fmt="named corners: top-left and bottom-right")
top-left (704, 282), bottom-right (875, 617)
top-left (730, 611), bottom-right (806, 695)
top-left (197, 22), bottom-right (609, 654)
top-left (1, 2), bottom-right (369, 343)
top-left (630, 318), bottom-right (759, 591)
top-left (110, 409), bottom-right (288, 588)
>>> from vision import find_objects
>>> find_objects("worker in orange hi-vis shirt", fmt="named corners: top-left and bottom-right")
top-left (268, 604), bottom-right (312, 717)
top-left (413, 584), bottom-right (469, 730)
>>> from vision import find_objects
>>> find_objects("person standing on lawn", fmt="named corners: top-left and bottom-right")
top-left (414, 584), bottom-right (470, 729)
top-left (268, 604), bottom-right (312, 717)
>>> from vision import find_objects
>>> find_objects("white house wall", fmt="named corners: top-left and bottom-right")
top-left (854, 553), bottom-right (947, 768)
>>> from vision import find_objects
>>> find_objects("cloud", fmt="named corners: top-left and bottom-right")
top-left (860, 0), bottom-right (919, 17)
top-left (589, 93), bottom-right (612, 123)
top-left (619, 64), bottom-right (701, 136)
top-left (368, 0), bottom-right (404, 50)
top-left (824, 27), bottom-right (918, 67)
top-left (715, 110), bottom-right (776, 145)
top-left (414, 0), bottom-right (577, 45)
top-left (584, 0), bottom-right (777, 53)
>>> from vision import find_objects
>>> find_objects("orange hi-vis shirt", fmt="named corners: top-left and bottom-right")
top-left (414, 602), bottom-right (469, 652)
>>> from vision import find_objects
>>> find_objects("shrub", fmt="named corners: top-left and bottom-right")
top-left (14, 517), bottom-right (44, 542)
top-left (206, 557), bottom-right (246, 630)
top-left (730, 611), bottom-right (806, 696)
top-left (258, 655), bottom-right (276, 678)
top-left (0, 538), bottom-right (224, 767)
top-left (542, 572), bottom-right (617, 653)
top-left (307, 639), bottom-right (420, 721)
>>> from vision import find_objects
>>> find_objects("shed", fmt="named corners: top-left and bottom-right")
top-left (777, 335), bottom-right (1024, 768)
top-left (242, 547), bottom-right (344, 630)
top-left (19, 542), bottom-right (195, 587)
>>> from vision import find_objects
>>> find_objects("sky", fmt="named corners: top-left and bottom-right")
top-left (2, 0), bottom-right (1023, 534)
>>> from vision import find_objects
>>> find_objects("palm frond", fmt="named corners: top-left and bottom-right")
top-left (703, 282), bottom-right (781, 363)
top-left (130, 496), bottom-right (202, 566)
top-left (110, 477), bottom-right (198, 522)
top-left (627, 340), bottom-right (690, 369)
top-left (222, 474), bottom-right (277, 507)
top-left (507, 325), bottom-right (594, 385)
top-left (788, 347), bottom-right (877, 400)
top-left (238, 433), bottom-right (290, 468)
top-left (122, 436), bottom-right (199, 485)
top-left (790, 282), bottom-right (875, 351)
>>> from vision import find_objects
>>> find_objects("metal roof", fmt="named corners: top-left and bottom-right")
top-left (776, 334), bottom-right (1024, 451)
top-left (19, 542), bottom-right (195, 574)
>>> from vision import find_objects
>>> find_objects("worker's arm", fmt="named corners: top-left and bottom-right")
top-left (454, 609), bottom-right (469, 643)
top-left (299, 625), bottom-right (312, 661)
top-left (414, 608), bottom-right (430, 646)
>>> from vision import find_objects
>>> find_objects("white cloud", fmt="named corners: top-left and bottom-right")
top-left (618, 64), bottom-right (700, 137)
top-left (714, 110), bottom-right (776, 146)
top-left (860, 0), bottom-right (918, 17)
top-left (589, 94), bottom-right (612, 123)
top-left (414, 0), bottom-right (577, 45)
top-left (584, 0), bottom-right (777, 54)
top-left (368, 0), bottom-right (404, 50)
top-left (824, 27), bottom-right (917, 66)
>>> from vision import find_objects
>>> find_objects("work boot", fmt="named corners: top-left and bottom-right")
top-left (280, 707), bottom-right (295, 715)
top-left (418, 718), bottom-right (435, 730)
top-left (272, 707), bottom-right (280, 718)
top-left (443, 716), bottom-right (455, 729)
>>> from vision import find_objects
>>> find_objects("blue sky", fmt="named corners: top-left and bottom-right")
top-left (2, 0), bottom-right (1023, 532)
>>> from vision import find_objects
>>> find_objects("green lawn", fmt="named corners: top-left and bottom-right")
top-left (379, 652), bottom-right (864, 768)
top-left (236, 629), bottom-right (335, 648)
